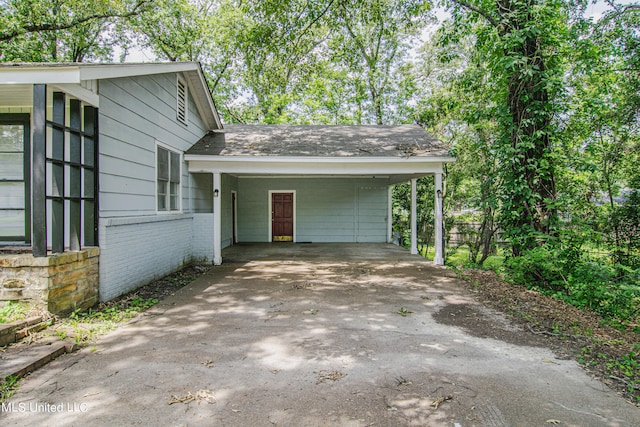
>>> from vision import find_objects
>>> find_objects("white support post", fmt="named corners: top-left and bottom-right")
top-left (410, 178), bottom-right (418, 255)
top-left (434, 172), bottom-right (444, 265)
top-left (387, 185), bottom-right (393, 243)
top-left (213, 172), bottom-right (222, 265)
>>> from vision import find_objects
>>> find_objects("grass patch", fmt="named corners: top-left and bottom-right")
top-left (0, 375), bottom-right (19, 403)
top-left (55, 297), bottom-right (158, 346)
top-left (442, 246), bottom-right (505, 270)
top-left (0, 302), bottom-right (28, 324)
top-left (397, 307), bottom-right (414, 317)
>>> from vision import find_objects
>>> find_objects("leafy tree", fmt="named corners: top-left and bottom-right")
top-left (332, 0), bottom-right (430, 124)
top-left (0, 0), bottom-right (152, 62)
top-left (559, 1), bottom-right (640, 265)
top-left (413, 23), bottom-right (501, 265)
top-left (445, 0), bottom-right (568, 256)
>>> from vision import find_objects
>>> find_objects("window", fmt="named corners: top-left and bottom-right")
top-left (176, 76), bottom-right (188, 125)
top-left (157, 145), bottom-right (181, 211)
top-left (0, 114), bottom-right (30, 242)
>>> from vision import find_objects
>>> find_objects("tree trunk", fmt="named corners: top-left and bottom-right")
top-left (501, 0), bottom-right (557, 256)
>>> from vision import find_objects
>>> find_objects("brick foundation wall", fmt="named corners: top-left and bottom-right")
top-left (99, 214), bottom-right (213, 302)
top-left (192, 213), bottom-right (214, 262)
top-left (0, 248), bottom-right (100, 316)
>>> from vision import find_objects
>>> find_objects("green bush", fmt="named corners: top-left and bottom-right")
top-left (505, 244), bottom-right (569, 294)
top-left (505, 244), bottom-right (640, 324)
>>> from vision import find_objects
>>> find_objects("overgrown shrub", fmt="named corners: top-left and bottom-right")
top-left (505, 243), bottom-right (640, 324)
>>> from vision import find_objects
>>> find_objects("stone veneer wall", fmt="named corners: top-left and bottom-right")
top-left (0, 248), bottom-right (99, 316)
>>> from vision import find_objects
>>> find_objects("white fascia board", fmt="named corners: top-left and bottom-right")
top-left (0, 67), bottom-right (81, 84)
top-left (51, 83), bottom-right (99, 107)
top-left (184, 155), bottom-right (455, 164)
top-left (186, 156), bottom-right (452, 175)
top-left (185, 69), bottom-right (222, 130)
top-left (78, 62), bottom-right (199, 81)
top-left (193, 67), bottom-right (222, 129)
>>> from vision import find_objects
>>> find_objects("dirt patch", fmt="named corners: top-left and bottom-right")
top-left (98, 264), bottom-right (211, 308)
top-left (433, 303), bottom-right (559, 351)
top-left (437, 268), bottom-right (640, 405)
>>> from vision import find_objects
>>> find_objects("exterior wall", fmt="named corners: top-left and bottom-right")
top-left (97, 73), bottom-right (213, 301)
top-left (192, 213), bottom-right (214, 262)
top-left (236, 177), bottom-right (388, 243)
top-left (98, 215), bottom-right (194, 301)
top-left (98, 73), bottom-right (208, 218)
top-left (221, 174), bottom-right (238, 248)
top-left (191, 173), bottom-right (213, 213)
top-left (0, 248), bottom-right (99, 316)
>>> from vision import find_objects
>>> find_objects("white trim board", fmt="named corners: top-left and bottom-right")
top-left (231, 190), bottom-right (238, 244)
top-left (187, 158), bottom-right (450, 176)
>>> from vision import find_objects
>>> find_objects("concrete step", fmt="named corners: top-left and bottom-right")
top-left (0, 316), bottom-right (49, 347)
top-left (0, 338), bottom-right (76, 380)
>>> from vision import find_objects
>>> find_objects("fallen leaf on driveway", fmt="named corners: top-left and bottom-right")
top-left (168, 389), bottom-right (216, 405)
top-left (430, 395), bottom-right (453, 409)
top-left (315, 370), bottom-right (346, 384)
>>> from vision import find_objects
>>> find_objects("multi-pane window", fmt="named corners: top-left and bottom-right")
top-left (0, 115), bottom-right (29, 242)
top-left (157, 145), bottom-right (180, 211)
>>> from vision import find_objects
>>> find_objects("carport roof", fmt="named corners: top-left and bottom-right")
top-left (186, 124), bottom-right (450, 158)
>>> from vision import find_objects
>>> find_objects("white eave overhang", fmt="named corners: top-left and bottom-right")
top-left (185, 155), bottom-right (455, 179)
top-left (0, 62), bottom-right (221, 129)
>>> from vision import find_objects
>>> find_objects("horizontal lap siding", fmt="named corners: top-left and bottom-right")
top-left (99, 74), bottom-right (207, 218)
top-left (237, 178), bottom-right (388, 243)
top-left (357, 187), bottom-right (388, 242)
top-left (97, 73), bottom-right (211, 301)
top-left (191, 173), bottom-right (213, 213)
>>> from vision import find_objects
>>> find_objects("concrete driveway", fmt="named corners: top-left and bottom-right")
top-left (2, 243), bottom-right (638, 426)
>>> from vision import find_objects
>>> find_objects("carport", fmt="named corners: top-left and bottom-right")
top-left (185, 124), bottom-right (455, 265)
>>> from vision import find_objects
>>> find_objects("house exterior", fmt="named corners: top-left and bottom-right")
top-left (185, 124), bottom-right (454, 266)
top-left (0, 62), bottom-right (221, 307)
top-left (0, 62), bottom-right (453, 313)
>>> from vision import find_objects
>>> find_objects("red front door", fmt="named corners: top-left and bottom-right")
top-left (272, 193), bottom-right (293, 242)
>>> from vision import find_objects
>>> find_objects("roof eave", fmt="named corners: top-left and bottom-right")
top-left (0, 62), bottom-right (222, 131)
top-left (184, 154), bottom-right (456, 163)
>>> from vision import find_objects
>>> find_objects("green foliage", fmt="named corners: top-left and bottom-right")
top-left (505, 243), bottom-right (640, 324)
top-left (0, 302), bottom-right (28, 324)
top-left (62, 297), bottom-right (158, 345)
top-left (0, 375), bottom-right (19, 403)
top-left (444, 245), bottom-right (505, 270)
top-left (69, 297), bottom-right (157, 323)
top-left (396, 306), bottom-right (413, 317)
top-left (0, 0), bottom-right (152, 62)
top-left (611, 186), bottom-right (640, 269)
top-left (392, 177), bottom-right (435, 254)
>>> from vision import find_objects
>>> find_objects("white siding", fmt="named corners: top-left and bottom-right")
top-left (97, 72), bottom-right (213, 300)
top-left (98, 73), bottom-right (207, 218)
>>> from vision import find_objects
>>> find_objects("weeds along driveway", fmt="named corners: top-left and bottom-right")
top-left (2, 244), bottom-right (639, 426)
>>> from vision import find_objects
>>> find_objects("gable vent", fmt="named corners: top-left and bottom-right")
top-left (177, 77), bottom-right (188, 125)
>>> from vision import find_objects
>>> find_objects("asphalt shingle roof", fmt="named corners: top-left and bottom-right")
top-left (186, 124), bottom-right (449, 158)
